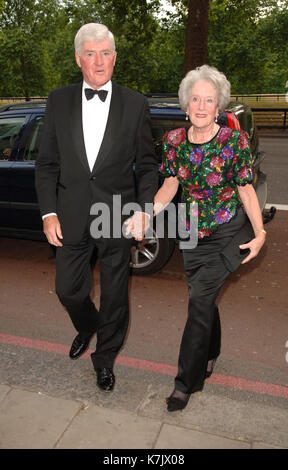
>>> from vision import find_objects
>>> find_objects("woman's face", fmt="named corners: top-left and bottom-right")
top-left (187, 79), bottom-right (219, 130)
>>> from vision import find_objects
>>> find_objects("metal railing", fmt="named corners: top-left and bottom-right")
top-left (251, 107), bottom-right (288, 130)
top-left (0, 96), bottom-right (47, 103)
top-left (232, 93), bottom-right (287, 102)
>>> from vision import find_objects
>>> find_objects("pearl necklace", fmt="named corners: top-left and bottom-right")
top-left (189, 123), bottom-right (218, 144)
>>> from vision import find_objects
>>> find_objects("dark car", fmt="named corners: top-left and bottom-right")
top-left (0, 98), bottom-right (268, 275)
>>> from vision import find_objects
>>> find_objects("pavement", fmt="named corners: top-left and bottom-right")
top-left (1, 378), bottom-right (287, 452)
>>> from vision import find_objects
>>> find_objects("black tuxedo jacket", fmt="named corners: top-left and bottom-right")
top-left (35, 81), bottom-right (159, 244)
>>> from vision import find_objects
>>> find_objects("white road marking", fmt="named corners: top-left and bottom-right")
top-left (265, 203), bottom-right (288, 211)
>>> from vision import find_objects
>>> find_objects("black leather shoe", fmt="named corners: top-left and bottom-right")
top-left (69, 333), bottom-right (93, 360)
top-left (96, 368), bottom-right (115, 392)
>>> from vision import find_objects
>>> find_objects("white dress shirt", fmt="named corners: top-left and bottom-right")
top-left (82, 79), bottom-right (112, 171)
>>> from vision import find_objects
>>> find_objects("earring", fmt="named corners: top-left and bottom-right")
top-left (185, 113), bottom-right (189, 121)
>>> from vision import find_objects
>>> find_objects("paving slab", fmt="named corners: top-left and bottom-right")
top-left (154, 423), bottom-right (250, 449)
top-left (56, 403), bottom-right (162, 449)
top-left (0, 388), bottom-right (81, 449)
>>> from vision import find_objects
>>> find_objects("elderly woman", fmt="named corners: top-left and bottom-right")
top-left (154, 65), bottom-right (266, 412)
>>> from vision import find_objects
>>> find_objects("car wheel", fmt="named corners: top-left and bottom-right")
top-left (130, 225), bottom-right (175, 276)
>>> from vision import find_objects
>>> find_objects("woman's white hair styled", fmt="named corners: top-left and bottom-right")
top-left (74, 23), bottom-right (116, 56)
top-left (178, 64), bottom-right (231, 113)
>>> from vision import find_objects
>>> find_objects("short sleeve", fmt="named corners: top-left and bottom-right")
top-left (160, 136), bottom-right (178, 177)
top-left (160, 128), bottom-right (186, 178)
top-left (232, 131), bottom-right (254, 186)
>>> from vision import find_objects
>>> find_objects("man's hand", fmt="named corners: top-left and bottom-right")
top-left (43, 215), bottom-right (63, 247)
top-left (124, 211), bottom-right (150, 241)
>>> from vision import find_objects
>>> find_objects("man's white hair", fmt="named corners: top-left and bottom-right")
top-left (74, 23), bottom-right (115, 56)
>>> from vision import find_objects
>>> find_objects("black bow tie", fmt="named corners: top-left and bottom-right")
top-left (85, 88), bottom-right (108, 102)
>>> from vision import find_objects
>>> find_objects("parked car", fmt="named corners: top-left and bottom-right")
top-left (0, 97), bottom-right (268, 275)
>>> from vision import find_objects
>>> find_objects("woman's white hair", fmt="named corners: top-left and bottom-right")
top-left (74, 23), bottom-right (115, 56)
top-left (178, 64), bottom-right (231, 113)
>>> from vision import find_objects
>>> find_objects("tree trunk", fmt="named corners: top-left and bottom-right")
top-left (184, 0), bottom-right (210, 75)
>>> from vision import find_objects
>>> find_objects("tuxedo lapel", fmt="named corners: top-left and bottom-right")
top-left (70, 82), bottom-right (91, 174)
top-left (91, 81), bottom-right (122, 174)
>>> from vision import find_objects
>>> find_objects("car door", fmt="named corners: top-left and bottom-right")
top-left (0, 114), bottom-right (27, 229)
top-left (9, 115), bottom-right (44, 236)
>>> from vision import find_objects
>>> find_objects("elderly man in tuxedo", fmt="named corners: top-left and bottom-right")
top-left (35, 23), bottom-right (158, 392)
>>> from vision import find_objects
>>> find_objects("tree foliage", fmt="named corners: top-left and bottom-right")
top-left (0, 0), bottom-right (287, 97)
top-left (207, 0), bottom-right (288, 93)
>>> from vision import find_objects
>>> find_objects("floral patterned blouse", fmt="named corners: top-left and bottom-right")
top-left (160, 126), bottom-right (253, 238)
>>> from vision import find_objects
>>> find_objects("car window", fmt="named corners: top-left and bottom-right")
top-left (23, 116), bottom-right (44, 161)
top-left (0, 116), bottom-right (26, 160)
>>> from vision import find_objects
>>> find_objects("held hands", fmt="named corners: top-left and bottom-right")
top-left (43, 215), bottom-right (63, 247)
top-left (239, 231), bottom-right (266, 264)
top-left (124, 211), bottom-right (150, 241)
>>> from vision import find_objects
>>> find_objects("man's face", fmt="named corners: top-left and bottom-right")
top-left (75, 38), bottom-right (117, 89)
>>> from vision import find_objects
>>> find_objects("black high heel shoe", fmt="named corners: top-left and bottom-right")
top-left (166, 389), bottom-right (191, 412)
top-left (205, 359), bottom-right (217, 378)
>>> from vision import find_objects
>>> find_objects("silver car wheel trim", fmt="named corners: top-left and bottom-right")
top-left (130, 234), bottom-right (160, 269)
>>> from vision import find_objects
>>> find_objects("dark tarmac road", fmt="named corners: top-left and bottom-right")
top-left (0, 135), bottom-right (287, 449)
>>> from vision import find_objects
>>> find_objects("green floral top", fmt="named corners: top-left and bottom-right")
top-left (160, 126), bottom-right (253, 238)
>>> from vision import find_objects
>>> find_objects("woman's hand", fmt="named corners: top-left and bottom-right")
top-left (239, 231), bottom-right (266, 264)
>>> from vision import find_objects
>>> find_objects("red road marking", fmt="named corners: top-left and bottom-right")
top-left (1, 332), bottom-right (288, 399)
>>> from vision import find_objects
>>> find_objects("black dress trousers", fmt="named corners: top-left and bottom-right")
top-left (55, 231), bottom-right (132, 370)
top-left (175, 207), bottom-right (253, 394)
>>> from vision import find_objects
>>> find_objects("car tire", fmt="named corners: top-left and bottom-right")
top-left (130, 223), bottom-right (175, 276)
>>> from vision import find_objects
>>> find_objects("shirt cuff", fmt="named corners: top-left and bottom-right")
top-left (42, 213), bottom-right (57, 220)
